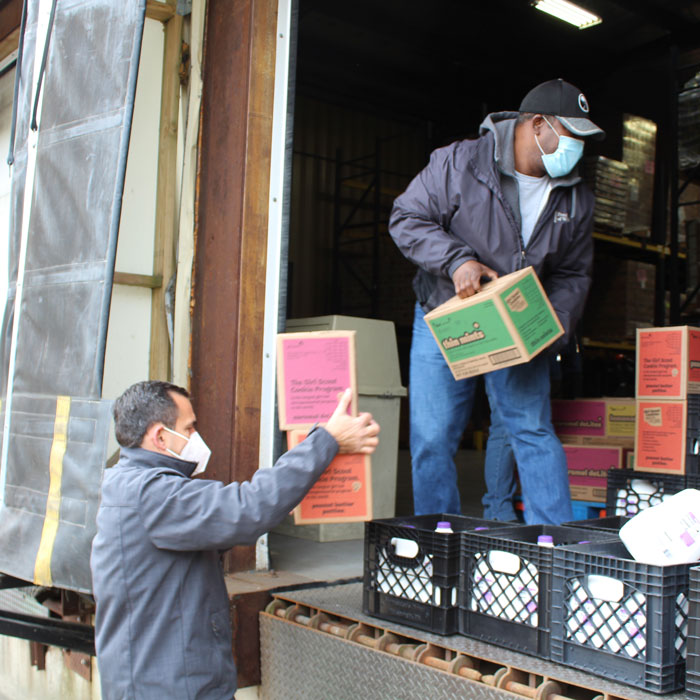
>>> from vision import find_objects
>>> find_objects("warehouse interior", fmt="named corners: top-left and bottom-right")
top-left (271, 0), bottom-right (700, 556)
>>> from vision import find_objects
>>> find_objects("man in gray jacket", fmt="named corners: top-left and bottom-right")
top-left (90, 380), bottom-right (379, 699)
top-left (389, 79), bottom-right (604, 524)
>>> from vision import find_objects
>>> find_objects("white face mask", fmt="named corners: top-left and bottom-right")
top-left (163, 427), bottom-right (212, 476)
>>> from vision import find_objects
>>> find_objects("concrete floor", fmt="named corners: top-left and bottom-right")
top-left (268, 448), bottom-right (489, 582)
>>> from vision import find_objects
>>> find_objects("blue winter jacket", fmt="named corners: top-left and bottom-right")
top-left (90, 428), bottom-right (338, 699)
top-left (389, 111), bottom-right (595, 351)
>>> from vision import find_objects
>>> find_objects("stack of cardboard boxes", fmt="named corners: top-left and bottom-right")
top-left (551, 326), bottom-right (700, 512)
top-left (583, 155), bottom-right (630, 235)
top-left (622, 114), bottom-right (657, 237)
top-left (552, 397), bottom-right (634, 506)
top-left (634, 326), bottom-right (700, 475)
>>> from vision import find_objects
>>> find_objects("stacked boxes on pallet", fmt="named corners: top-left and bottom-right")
top-left (679, 75), bottom-right (700, 172)
top-left (635, 326), bottom-right (700, 476)
top-left (583, 156), bottom-right (630, 234)
top-left (622, 114), bottom-right (657, 237)
top-left (458, 525), bottom-right (617, 659)
top-left (362, 514), bottom-right (498, 635)
top-left (551, 397), bottom-right (634, 512)
top-left (550, 540), bottom-right (691, 694)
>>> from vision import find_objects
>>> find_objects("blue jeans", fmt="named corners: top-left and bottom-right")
top-left (409, 303), bottom-right (572, 524)
top-left (482, 398), bottom-right (518, 521)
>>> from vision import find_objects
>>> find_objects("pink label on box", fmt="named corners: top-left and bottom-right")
top-left (281, 336), bottom-right (353, 425)
top-left (690, 330), bottom-right (700, 385)
top-left (564, 445), bottom-right (621, 488)
top-left (552, 400), bottom-right (606, 437)
top-left (681, 530), bottom-right (695, 548)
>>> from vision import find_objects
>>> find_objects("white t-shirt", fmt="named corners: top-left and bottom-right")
top-left (514, 170), bottom-right (551, 247)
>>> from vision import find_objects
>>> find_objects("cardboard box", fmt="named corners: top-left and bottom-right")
top-left (424, 267), bottom-right (563, 380)
top-left (622, 114), bottom-right (656, 237)
top-left (276, 331), bottom-right (358, 430)
top-left (636, 326), bottom-right (700, 399)
top-left (561, 435), bottom-right (633, 473)
top-left (552, 398), bottom-right (635, 439)
top-left (287, 431), bottom-right (372, 524)
top-left (563, 444), bottom-right (623, 502)
top-left (637, 326), bottom-right (700, 398)
top-left (634, 398), bottom-right (700, 475)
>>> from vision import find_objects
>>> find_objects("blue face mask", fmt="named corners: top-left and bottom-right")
top-left (535, 116), bottom-right (584, 178)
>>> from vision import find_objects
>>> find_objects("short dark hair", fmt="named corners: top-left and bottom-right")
top-left (113, 380), bottom-right (190, 448)
top-left (516, 111), bottom-right (536, 126)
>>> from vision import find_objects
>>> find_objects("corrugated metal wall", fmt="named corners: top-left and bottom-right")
top-left (288, 96), bottom-right (427, 330)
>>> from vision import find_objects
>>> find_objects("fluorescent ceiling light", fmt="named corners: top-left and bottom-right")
top-left (532, 0), bottom-right (602, 29)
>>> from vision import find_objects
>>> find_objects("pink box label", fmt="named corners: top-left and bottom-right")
top-left (281, 336), bottom-right (353, 425)
top-left (565, 445), bottom-right (622, 488)
top-left (552, 400), bottom-right (606, 437)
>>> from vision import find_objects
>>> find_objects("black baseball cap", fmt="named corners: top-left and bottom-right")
top-left (519, 78), bottom-right (605, 140)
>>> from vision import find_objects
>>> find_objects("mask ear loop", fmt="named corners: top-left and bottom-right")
top-left (534, 115), bottom-right (560, 157)
top-left (163, 425), bottom-right (189, 441)
top-left (161, 425), bottom-right (188, 458)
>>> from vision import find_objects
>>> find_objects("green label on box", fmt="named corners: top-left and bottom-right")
top-left (427, 299), bottom-right (514, 362)
top-left (499, 274), bottom-right (559, 354)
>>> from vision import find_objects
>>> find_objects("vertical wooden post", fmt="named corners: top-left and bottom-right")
top-left (192, 0), bottom-right (278, 572)
top-left (149, 11), bottom-right (183, 381)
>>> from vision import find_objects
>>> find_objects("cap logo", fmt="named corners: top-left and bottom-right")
top-left (578, 93), bottom-right (590, 113)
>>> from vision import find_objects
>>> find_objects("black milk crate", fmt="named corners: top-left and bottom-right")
top-left (606, 469), bottom-right (687, 517)
top-left (459, 525), bottom-right (618, 659)
top-left (686, 395), bottom-right (700, 474)
top-left (687, 566), bottom-right (700, 699)
top-left (550, 540), bottom-right (691, 694)
top-left (363, 514), bottom-right (502, 635)
top-left (563, 515), bottom-right (630, 532)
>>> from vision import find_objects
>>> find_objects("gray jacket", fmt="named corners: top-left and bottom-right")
top-left (389, 112), bottom-right (595, 349)
top-left (90, 428), bottom-right (338, 700)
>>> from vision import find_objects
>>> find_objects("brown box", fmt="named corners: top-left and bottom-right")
top-left (636, 326), bottom-right (700, 400)
top-left (622, 114), bottom-right (657, 237)
top-left (634, 398), bottom-right (696, 475)
top-left (552, 397), bottom-right (635, 439)
top-left (563, 443), bottom-right (623, 502)
top-left (424, 267), bottom-right (563, 380)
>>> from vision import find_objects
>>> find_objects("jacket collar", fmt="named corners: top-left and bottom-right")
top-left (116, 446), bottom-right (196, 478)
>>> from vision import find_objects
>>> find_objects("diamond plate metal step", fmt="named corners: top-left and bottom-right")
top-left (260, 582), bottom-right (686, 700)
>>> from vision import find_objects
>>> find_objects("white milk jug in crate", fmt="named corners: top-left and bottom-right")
top-left (619, 488), bottom-right (700, 565)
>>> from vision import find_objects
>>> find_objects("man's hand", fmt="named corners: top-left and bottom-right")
top-left (452, 260), bottom-right (498, 298)
top-left (324, 388), bottom-right (380, 454)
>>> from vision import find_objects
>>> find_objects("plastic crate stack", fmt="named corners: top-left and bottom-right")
top-left (363, 514), bottom-right (495, 635)
top-left (583, 155), bottom-right (630, 235)
top-left (550, 539), bottom-right (691, 693)
top-left (363, 516), bottom-right (615, 647)
top-left (688, 566), bottom-right (700, 698)
top-left (364, 506), bottom-right (697, 694)
top-left (606, 468), bottom-right (693, 516)
top-left (459, 524), bottom-right (616, 659)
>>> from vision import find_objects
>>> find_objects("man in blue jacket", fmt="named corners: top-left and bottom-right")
top-left (90, 380), bottom-right (379, 699)
top-left (389, 78), bottom-right (604, 524)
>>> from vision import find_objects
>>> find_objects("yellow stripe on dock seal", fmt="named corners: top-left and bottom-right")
top-left (34, 396), bottom-right (71, 586)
